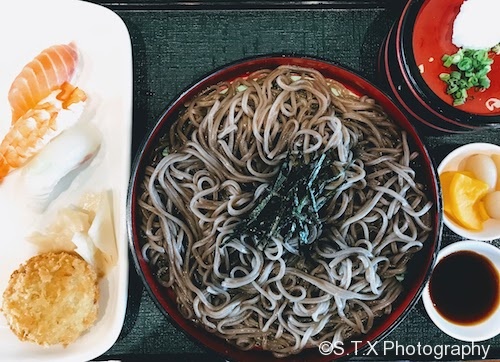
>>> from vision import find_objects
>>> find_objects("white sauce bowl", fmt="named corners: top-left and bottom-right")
top-left (422, 240), bottom-right (500, 341)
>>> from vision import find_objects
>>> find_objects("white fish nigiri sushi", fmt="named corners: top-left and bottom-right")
top-left (22, 122), bottom-right (101, 211)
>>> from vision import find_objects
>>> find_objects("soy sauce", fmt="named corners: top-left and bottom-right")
top-left (429, 250), bottom-right (499, 325)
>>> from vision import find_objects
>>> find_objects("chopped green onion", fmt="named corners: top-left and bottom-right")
top-left (443, 54), bottom-right (453, 67)
top-left (480, 77), bottom-right (490, 88)
top-left (473, 50), bottom-right (488, 62)
top-left (439, 73), bottom-right (450, 81)
top-left (477, 66), bottom-right (491, 77)
top-left (439, 47), bottom-right (496, 106)
top-left (450, 53), bottom-right (463, 64)
top-left (457, 58), bottom-right (472, 71)
top-left (290, 75), bottom-right (302, 82)
top-left (236, 85), bottom-right (248, 92)
top-left (468, 75), bottom-right (478, 86)
top-left (447, 84), bottom-right (459, 94)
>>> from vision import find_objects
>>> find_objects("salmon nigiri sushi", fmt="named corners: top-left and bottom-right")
top-left (8, 43), bottom-right (80, 123)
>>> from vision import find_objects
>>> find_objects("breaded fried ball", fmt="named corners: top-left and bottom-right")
top-left (2, 251), bottom-right (99, 346)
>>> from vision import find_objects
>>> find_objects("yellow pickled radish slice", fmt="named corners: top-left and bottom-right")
top-left (440, 171), bottom-right (455, 216)
top-left (476, 201), bottom-right (490, 222)
top-left (449, 173), bottom-right (489, 230)
top-left (440, 171), bottom-right (474, 216)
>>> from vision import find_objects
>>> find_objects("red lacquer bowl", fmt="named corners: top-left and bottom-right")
top-left (127, 55), bottom-right (442, 361)
top-left (400, 0), bottom-right (500, 126)
top-left (379, 23), bottom-right (478, 133)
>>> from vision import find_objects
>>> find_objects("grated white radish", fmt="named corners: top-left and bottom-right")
top-left (452, 0), bottom-right (500, 50)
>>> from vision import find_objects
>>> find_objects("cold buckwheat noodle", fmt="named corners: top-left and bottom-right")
top-left (137, 65), bottom-right (433, 357)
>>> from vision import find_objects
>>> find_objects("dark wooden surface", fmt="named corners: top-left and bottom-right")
top-left (85, 1), bottom-right (500, 360)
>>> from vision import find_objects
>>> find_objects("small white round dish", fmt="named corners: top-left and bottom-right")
top-left (437, 142), bottom-right (500, 241)
top-left (422, 240), bottom-right (500, 342)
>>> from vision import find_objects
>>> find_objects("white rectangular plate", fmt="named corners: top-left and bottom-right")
top-left (0, 0), bottom-right (132, 360)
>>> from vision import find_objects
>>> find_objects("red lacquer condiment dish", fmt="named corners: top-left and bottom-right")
top-left (379, 0), bottom-right (500, 133)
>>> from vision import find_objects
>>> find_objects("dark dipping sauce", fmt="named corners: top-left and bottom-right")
top-left (429, 250), bottom-right (499, 325)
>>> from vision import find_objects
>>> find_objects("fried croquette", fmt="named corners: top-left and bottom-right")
top-left (1, 251), bottom-right (99, 346)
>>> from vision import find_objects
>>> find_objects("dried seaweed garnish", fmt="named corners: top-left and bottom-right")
top-left (223, 151), bottom-right (350, 255)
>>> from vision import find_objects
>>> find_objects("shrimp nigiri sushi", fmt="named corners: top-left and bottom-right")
top-left (0, 82), bottom-right (87, 181)
top-left (9, 43), bottom-right (80, 123)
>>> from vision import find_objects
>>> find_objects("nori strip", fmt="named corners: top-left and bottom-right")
top-left (223, 151), bottom-right (349, 255)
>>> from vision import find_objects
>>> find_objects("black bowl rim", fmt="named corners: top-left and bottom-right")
top-left (398, 0), bottom-right (500, 126)
top-left (127, 53), bottom-right (443, 361)
top-left (381, 22), bottom-right (479, 133)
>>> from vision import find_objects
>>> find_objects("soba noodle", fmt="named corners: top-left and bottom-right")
top-left (138, 65), bottom-right (433, 357)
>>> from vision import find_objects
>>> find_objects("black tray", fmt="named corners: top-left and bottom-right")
top-left (90, 1), bottom-right (500, 360)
